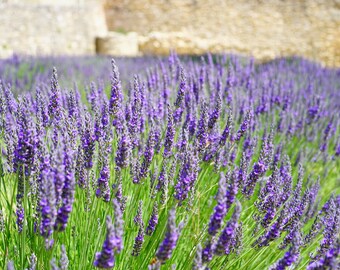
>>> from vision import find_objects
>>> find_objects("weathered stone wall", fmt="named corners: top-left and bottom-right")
top-left (104, 0), bottom-right (340, 67)
top-left (0, 0), bottom-right (107, 58)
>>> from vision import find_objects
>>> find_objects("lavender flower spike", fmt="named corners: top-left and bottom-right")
top-left (112, 198), bottom-right (124, 253)
top-left (40, 163), bottom-right (57, 249)
top-left (156, 208), bottom-right (179, 264)
top-left (132, 222), bottom-right (145, 256)
top-left (214, 200), bottom-right (242, 256)
top-left (235, 110), bottom-right (251, 141)
top-left (163, 105), bottom-right (175, 158)
top-left (109, 58), bottom-right (123, 117)
top-left (269, 230), bottom-right (302, 270)
top-left (146, 202), bottom-right (159, 236)
top-left (94, 216), bottom-right (116, 269)
top-left (208, 172), bottom-right (227, 236)
top-left (115, 126), bottom-right (131, 169)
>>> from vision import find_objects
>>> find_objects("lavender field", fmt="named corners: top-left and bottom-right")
top-left (0, 53), bottom-right (339, 270)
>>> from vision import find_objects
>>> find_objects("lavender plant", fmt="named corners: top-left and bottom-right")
top-left (0, 53), bottom-right (339, 269)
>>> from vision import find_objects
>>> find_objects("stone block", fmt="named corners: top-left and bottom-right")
top-left (96, 32), bottom-right (140, 56)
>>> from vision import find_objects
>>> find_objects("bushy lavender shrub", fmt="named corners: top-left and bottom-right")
top-left (0, 53), bottom-right (339, 269)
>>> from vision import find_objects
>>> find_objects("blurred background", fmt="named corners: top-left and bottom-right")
top-left (0, 0), bottom-right (339, 67)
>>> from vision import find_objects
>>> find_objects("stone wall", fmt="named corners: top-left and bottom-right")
top-left (1, 0), bottom-right (339, 67)
top-left (104, 0), bottom-right (340, 67)
top-left (0, 0), bottom-right (107, 58)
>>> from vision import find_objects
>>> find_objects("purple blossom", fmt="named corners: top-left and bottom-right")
top-left (96, 164), bottom-right (111, 202)
top-left (196, 102), bottom-right (208, 152)
top-left (219, 111), bottom-right (233, 146)
top-left (208, 95), bottom-right (221, 130)
top-left (146, 202), bottom-right (158, 236)
top-left (163, 105), bottom-right (175, 158)
top-left (174, 67), bottom-right (186, 108)
top-left (132, 222), bottom-right (145, 257)
top-left (174, 148), bottom-right (199, 202)
top-left (112, 198), bottom-right (124, 252)
top-left (225, 170), bottom-right (239, 212)
top-left (94, 216), bottom-right (116, 269)
top-left (115, 126), bottom-right (131, 169)
top-left (139, 128), bottom-right (156, 179)
top-left (208, 173), bottom-right (227, 236)
top-left (235, 110), bottom-right (251, 141)
top-left (82, 113), bottom-right (96, 169)
top-left (214, 200), bottom-right (242, 255)
top-left (156, 209), bottom-right (179, 263)
top-left (48, 67), bottom-right (62, 123)
top-left (39, 160), bottom-right (57, 248)
top-left (109, 59), bottom-right (123, 117)
top-left (269, 230), bottom-right (302, 270)
top-left (55, 136), bottom-right (76, 232)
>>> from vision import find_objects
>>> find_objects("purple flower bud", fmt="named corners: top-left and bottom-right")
top-left (94, 216), bottom-right (116, 269)
top-left (112, 198), bottom-right (124, 253)
top-left (140, 128), bottom-right (156, 179)
top-left (174, 148), bottom-right (199, 202)
top-left (109, 59), bottom-right (123, 117)
top-left (60, 245), bottom-right (69, 270)
top-left (146, 202), bottom-right (158, 236)
top-left (226, 170), bottom-right (239, 212)
top-left (219, 112), bottom-right (233, 146)
top-left (192, 244), bottom-right (204, 270)
top-left (81, 112), bottom-right (96, 169)
top-left (196, 102), bottom-right (208, 152)
top-left (307, 241), bottom-right (340, 270)
top-left (48, 67), bottom-right (62, 123)
top-left (156, 209), bottom-right (179, 263)
top-left (39, 161), bottom-right (57, 248)
top-left (269, 230), bottom-right (302, 270)
top-left (208, 173), bottom-right (227, 236)
top-left (235, 110), bottom-right (251, 141)
top-left (163, 105), bottom-right (175, 158)
top-left (115, 127), bottom-right (131, 169)
top-left (55, 137), bottom-right (76, 232)
top-left (96, 164), bottom-right (111, 202)
top-left (214, 200), bottom-right (242, 256)
top-left (174, 67), bottom-right (186, 108)
top-left (132, 222), bottom-right (145, 257)
top-left (202, 239), bottom-right (214, 263)
top-left (208, 95), bottom-right (221, 130)
top-left (134, 200), bottom-right (143, 226)
top-left (7, 261), bottom-right (15, 270)
top-left (28, 253), bottom-right (37, 270)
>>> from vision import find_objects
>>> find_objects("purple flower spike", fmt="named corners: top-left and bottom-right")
top-left (96, 164), bottom-right (111, 202)
top-left (235, 110), bottom-right (251, 141)
top-left (48, 67), bottom-right (62, 123)
top-left (163, 105), bottom-right (175, 158)
top-left (132, 222), bottom-right (145, 257)
top-left (115, 126), bottom-right (131, 169)
top-left (219, 111), bottom-right (233, 146)
top-left (39, 161), bottom-right (57, 249)
top-left (226, 170), bottom-right (239, 213)
top-left (202, 239), bottom-right (214, 263)
top-left (208, 173), bottom-right (227, 236)
top-left (55, 136), bottom-right (76, 232)
top-left (174, 67), bottom-right (186, 108)
top-left (196, 102), bottom-right (208, 153)
top-left (269, 230), bottom-right (302, 270)
top-left (109, 59), bottom-right (123, 117)
top-left (146, 202), bottom-right (159, 236)
top-left (156, 209), bottom-right (179, 264)
top-left (94, 216), bottom-right (116, 269)
top-left (307, 241), bottom-right (340, 270)
top-left (208, 95), bottom-right (221, 130)
top-left (214, 200), bottom-right (242, 256)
